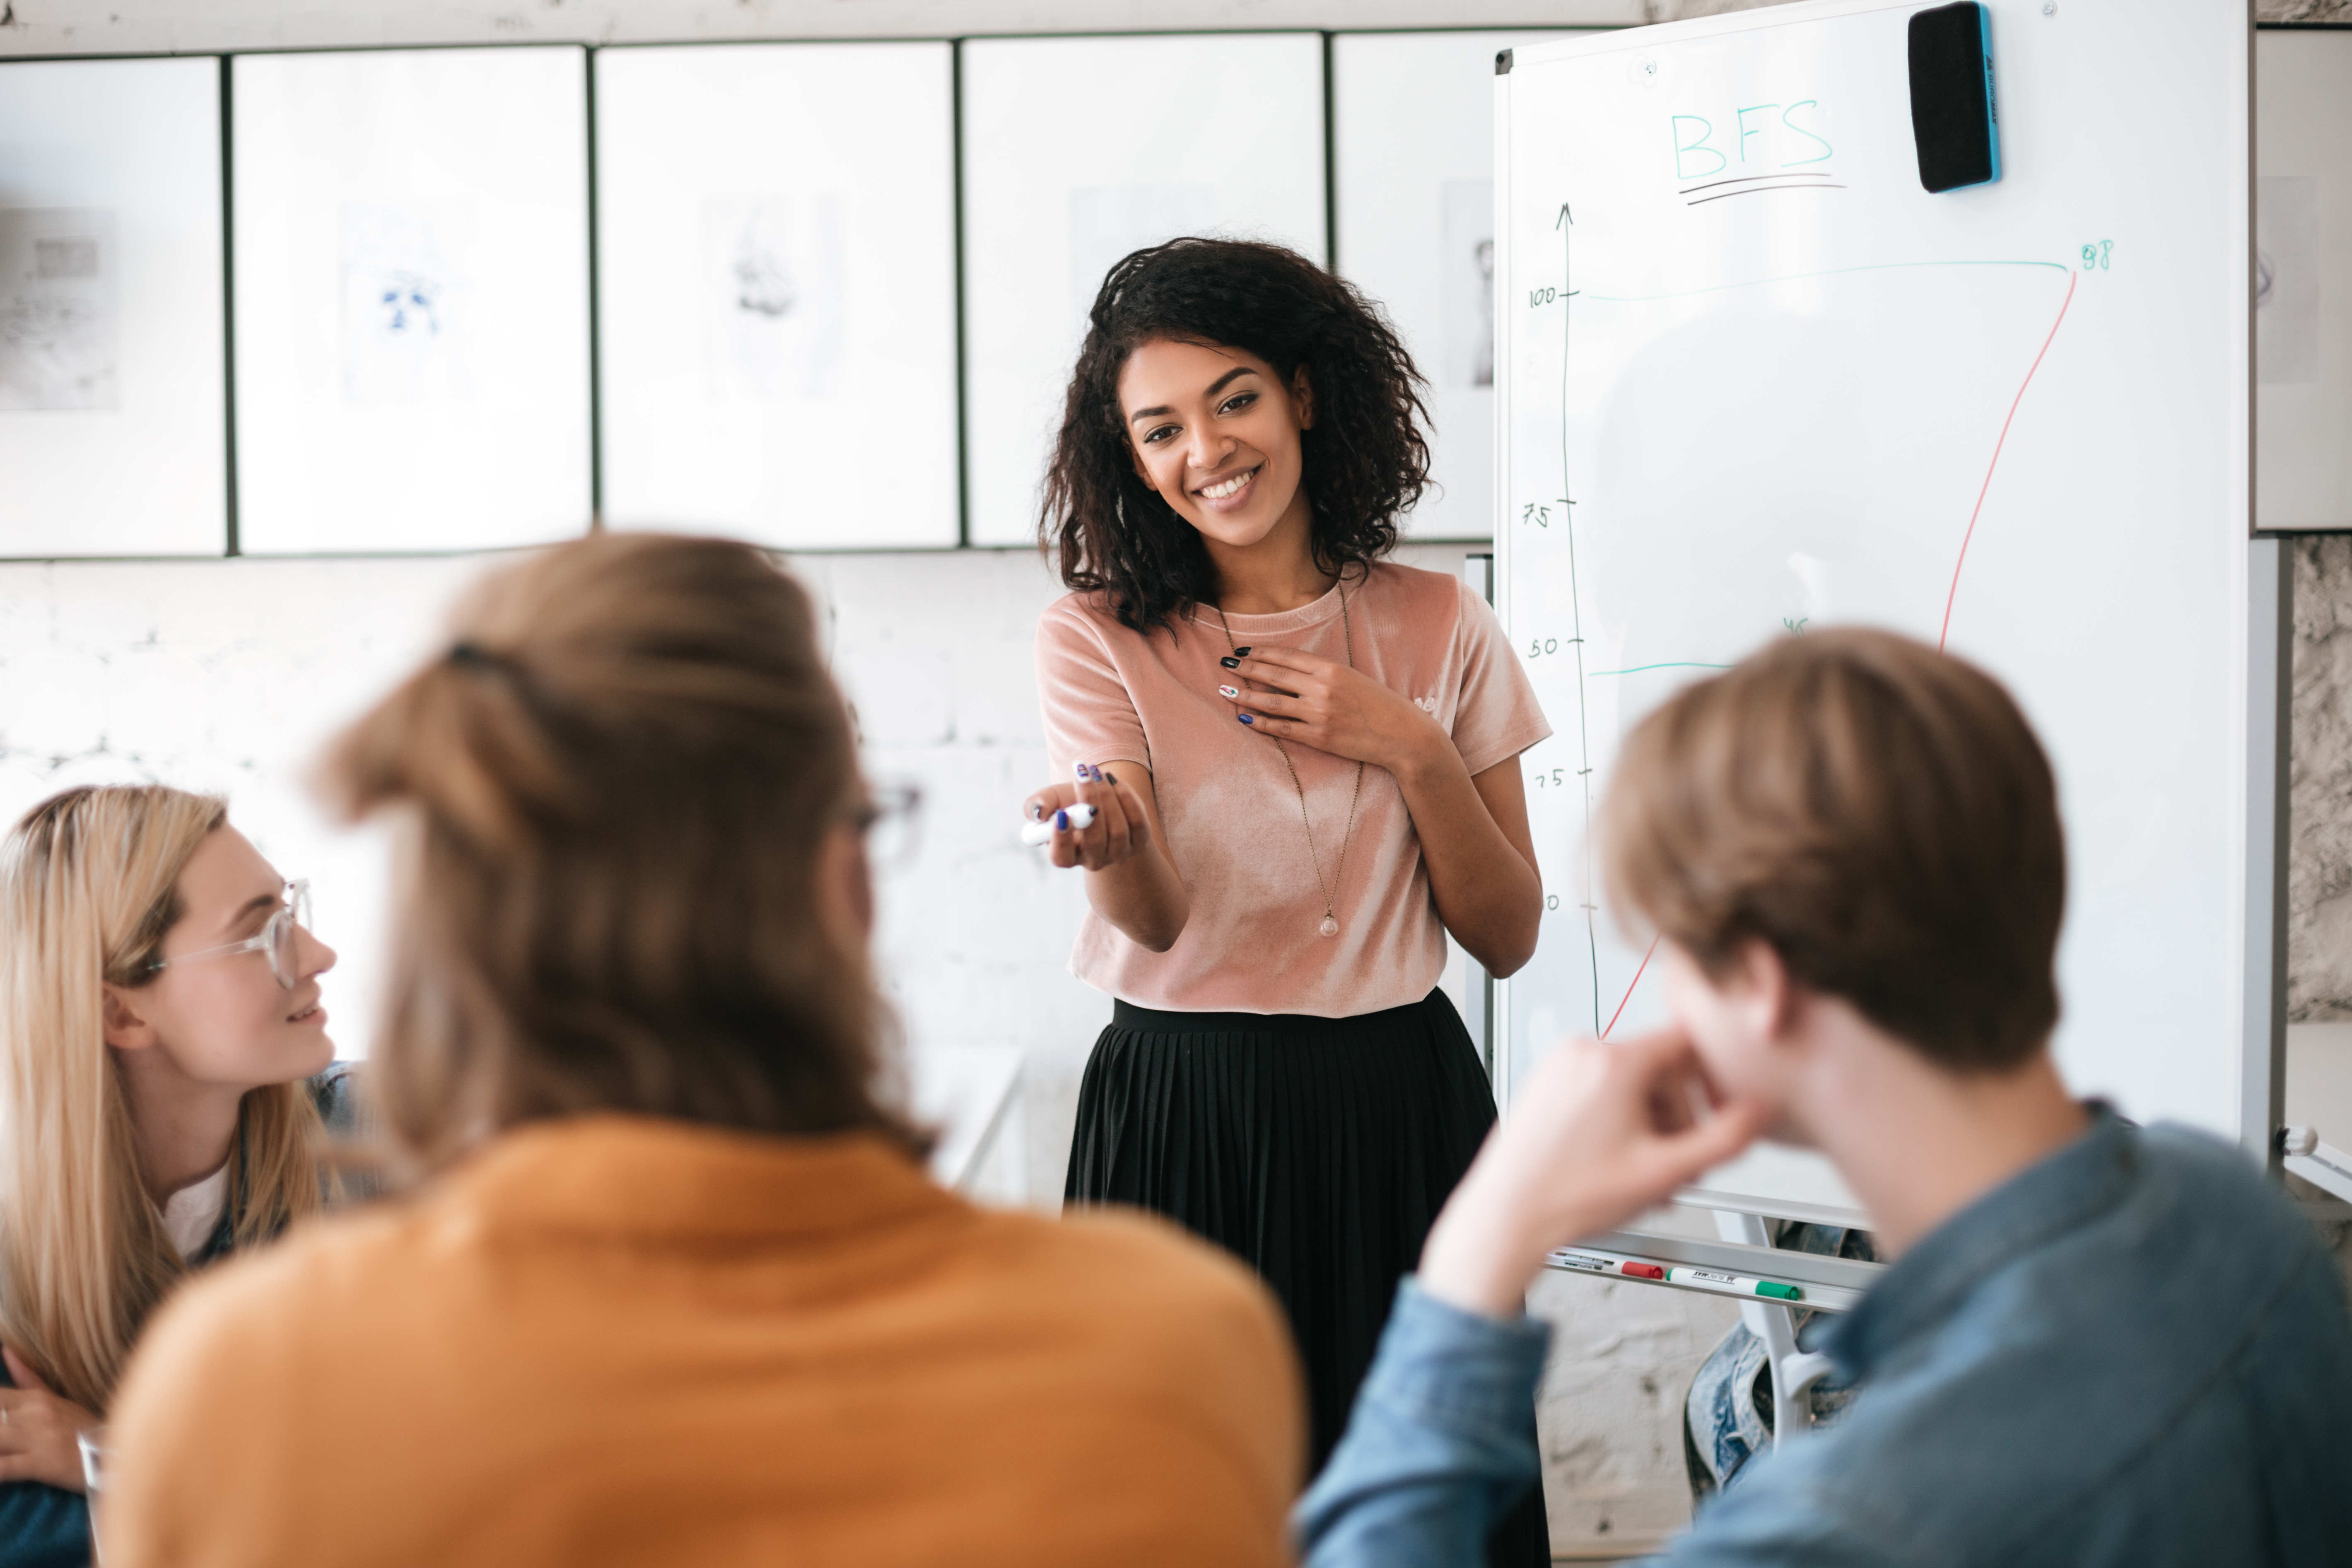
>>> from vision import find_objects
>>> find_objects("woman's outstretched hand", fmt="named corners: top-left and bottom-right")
top-left (1023, 763), bottom-right (1155, 873)
top-left (1217, 648), bottom-right (1445, 776)
top-left (1417, 1030), bottom-right (1771, 1321)
top-left (0, 1345), bottom-right (101, 1492)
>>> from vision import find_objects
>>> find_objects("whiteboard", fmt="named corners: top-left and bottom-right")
top-left (596, 42), bottom-right (960, 550)
top-left (0, 58), bottom-right (225, 558)
top-left (960, 34), bottom-right (1327, 548)
top-left (2254, 27), bottom-right (2352, 531)
top-left (232, 48), bottom-right (591, 554)
top-left (1497, 0), bottom-right (2253, 1221)
top-left (1334, 31), bottom-right (1581, 542)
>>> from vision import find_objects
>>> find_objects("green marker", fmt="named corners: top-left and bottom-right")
top-left (1665, 1265), bottom-right (1803, 1302)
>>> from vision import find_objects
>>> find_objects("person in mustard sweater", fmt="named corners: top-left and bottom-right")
top-left (97, 533), bottom-right (1303, 1568)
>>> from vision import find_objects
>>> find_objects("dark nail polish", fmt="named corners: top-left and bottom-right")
top-left (1220, 656), bottom-right (1240, 669)
top-left (1101, 771), bottom-right (1118, 785)
top-left (1055, 809), bottom-right (1069, 830)
top-left (1239, 714), bottom-right (1254, 726)
top-left (1233, 647), bottom-right (1251, 656)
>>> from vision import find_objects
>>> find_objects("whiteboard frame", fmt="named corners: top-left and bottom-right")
top-left (2251, 24), bottom-right (2352, 533)
top-left (0, 56), bottom-right (228, 560)
top-left (958, 31), bottom-right (1329, 550)
top-left (593, 40), bottom-right (961, 551)
top-left (230, 45), bottom-right (593, 556)
top-left (1492, 2), bottom-right (2275, 1218)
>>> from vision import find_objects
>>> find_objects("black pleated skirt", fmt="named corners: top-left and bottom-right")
top-left (1064, 988), bottom-right (1550, 1566)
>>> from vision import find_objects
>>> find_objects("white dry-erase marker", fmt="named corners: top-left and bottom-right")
top-left (1019, 803), bottom-right (1097, 846)
top-left (1665, 1265), bottom-right (1802, 1302)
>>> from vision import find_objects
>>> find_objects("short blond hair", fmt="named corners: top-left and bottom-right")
top-left (1599, 629), bottom-right (2064, 1072)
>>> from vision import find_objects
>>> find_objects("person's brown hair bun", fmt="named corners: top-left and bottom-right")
top-left (322, 532), bottom-right (923, 1166)
top-left (1599, 627), bottom-right (2064, 1073)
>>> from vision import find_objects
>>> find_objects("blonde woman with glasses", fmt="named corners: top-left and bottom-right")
top-left (0, 786), bottom-right (354, 1568)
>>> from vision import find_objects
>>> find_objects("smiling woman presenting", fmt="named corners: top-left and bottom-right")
top-left (1026, 239), bottom-right (1551, 1562)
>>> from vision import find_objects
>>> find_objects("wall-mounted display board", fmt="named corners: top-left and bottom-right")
top-left (2255, 27), bottom-right (2352, 532)
top-left (232, 47), bottom-right (592, 554)
top-left (596, 43), bottom-right (959, 550)
top-left (1333, 31), bottom-right (1579, 542)
top-left (960, 33), bottom-right (1328, 548)
top-left (0, 58), bottom-right (226, 558)
top-left (1499, 0), bottom-right (2257, 1221)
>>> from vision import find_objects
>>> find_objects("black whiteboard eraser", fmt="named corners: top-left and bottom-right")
top-left (1497, 48), bottom-right (1514, 75)
top-left (1908, 2), bottom-right (2001, 193)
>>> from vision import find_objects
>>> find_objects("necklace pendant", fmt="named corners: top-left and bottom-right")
top-left (1318, 915), bottom-right (1339, 938)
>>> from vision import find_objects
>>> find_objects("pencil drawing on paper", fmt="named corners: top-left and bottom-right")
top-left (706, 195), bottom-right (845, 403)
top-left (0, 208), bottom-right (120, 412)
top-left (1443, 181), bottom-right (1496, 388)
top-left (341, 203), bottom-right (477, 405)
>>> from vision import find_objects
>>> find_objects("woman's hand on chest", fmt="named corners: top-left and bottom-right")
top-left (1216, 648), bottom-right (1447, 779)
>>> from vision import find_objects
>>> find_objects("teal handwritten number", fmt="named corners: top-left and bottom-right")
top-left (1780, 100), bottom-right (1833, 166)
top-left (1672, 116), bottom-right (1726, 181)
top-left (2080, 240), bottom-right (2113, 271)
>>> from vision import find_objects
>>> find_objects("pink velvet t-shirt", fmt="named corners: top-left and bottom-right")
top-left (1035, 562), bottom-right (1552, 1018)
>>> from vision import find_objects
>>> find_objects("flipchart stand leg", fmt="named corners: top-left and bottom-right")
top-left (1710, 1211), bottom-right (1837, 1445)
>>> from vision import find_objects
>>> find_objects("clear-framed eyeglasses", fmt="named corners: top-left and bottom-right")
top-left (855, 785), bottom-right (923, 876)
top-left (147, 880), bottom-right (312, 991)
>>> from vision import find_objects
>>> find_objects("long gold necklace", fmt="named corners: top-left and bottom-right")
top-left (1215, 582), bottom-right (1365, 939)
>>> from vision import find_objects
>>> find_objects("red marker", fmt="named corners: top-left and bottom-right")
top-left (1620, 1261), bottom-right (1666, 1280)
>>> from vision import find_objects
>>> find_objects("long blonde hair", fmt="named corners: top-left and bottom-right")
top-left (0, 785), bottom-right (327, 1412)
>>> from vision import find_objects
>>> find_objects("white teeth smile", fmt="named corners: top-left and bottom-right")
top-left (1200, 468), bottom-right (1256, 501)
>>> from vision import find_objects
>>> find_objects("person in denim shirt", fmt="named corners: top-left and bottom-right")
top-left (1297, 630), bottom-right (2352, 1568)
top-left (0, 787), bottom-right (360, 1568)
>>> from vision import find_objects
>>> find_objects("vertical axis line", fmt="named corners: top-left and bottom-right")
top-left (1558, 205), bottom-right (1599, 1034)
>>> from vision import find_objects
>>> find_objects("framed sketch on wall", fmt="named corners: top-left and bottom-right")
top-left (960, 34), bottom-right (1327, 548)
top-left (232, 47), bottom-right (592, 554)
top-left (2256, 27), bottom-right (2352, 531)
top-left (1332, 31), bottom-right (1580, 543)
top-left (596, 42), bottom-right (958, 550)
top-left (0, 58), bottom-right (226, 558)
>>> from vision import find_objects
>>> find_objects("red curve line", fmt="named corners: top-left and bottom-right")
top-left (1602, 934), bottom-right (1663, 1039)
top-left (1938, 269), bottom-right (2079, 651)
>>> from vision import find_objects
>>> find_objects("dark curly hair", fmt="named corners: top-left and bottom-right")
top-left (1041, 237), bottom-right (1433, 633)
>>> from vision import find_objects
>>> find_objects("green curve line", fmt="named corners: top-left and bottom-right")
top-left (1587, 661), bottom-right (1735, 676)
top-left (1582, 257), bottom-right (2071, 304)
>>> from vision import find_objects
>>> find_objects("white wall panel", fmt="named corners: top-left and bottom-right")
top-left (960, 33), bottom-right (1328, 548)
top-left (597, 42), bottom-right (958, 548)
top-left (0, 58), bottom-right (226, 558)
top-left (232, 47), bottom-right (591, 554)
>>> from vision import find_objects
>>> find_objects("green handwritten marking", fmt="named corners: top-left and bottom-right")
top-left (1583, 258), bottom-right (2070, 304)
top-left (1588, 662), bottom-right (1735, 676)
top-left (1672, 115), bottom-right (1726, 181)
top-left (1780, 100), bottom-right (1833, 166)
top-left (1736, 103), bottom-right (1780, 163)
